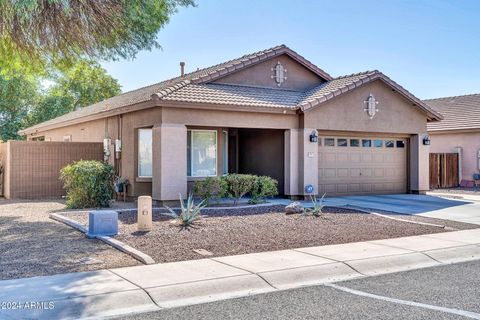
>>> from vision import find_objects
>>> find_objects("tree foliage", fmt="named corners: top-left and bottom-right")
top-left (27, 60), bottom-right (121, 125)
top-left (0, 0), bottom-right (194, 74)
top-left (0, 74), bottom-right (38, 140)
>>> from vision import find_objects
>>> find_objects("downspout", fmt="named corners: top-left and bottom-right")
top-left (117, 115), bottom-right (123, 176)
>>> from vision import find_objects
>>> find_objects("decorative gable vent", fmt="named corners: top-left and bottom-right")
top-left (271, 61), bottom-right (287, 86)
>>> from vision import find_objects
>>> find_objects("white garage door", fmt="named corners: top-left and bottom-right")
top-left (318, 135), bottom-right (407, 195)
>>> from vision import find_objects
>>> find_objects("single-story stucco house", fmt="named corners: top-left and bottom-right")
top-left (19, 45), bottom-right (442, 202)
top-left (426, 93), bottom-right (480, 187)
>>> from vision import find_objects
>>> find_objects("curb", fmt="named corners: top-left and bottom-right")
top-left (49, 213), bottom-right (155, 265)
top-left (96, 235), bottom-right (155, 265)
top-left (1, 229), bottom-right (479, 320)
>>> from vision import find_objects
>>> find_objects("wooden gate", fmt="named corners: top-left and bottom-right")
top-left (429, 153), bottom-right (459, 189)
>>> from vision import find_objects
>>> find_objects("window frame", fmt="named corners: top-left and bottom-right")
top-left (324, 138), bottom-right (335, 147)
top-left (385, 140), bottom-right (395, 148)
top-left (137, 128), bottom-right (153, 178)
top-left (350, 139), bottom-right (360, 147)
top-left (187, 129), bottom-right (218, 178)
top-left (337, 138), bottom-right (348, 147)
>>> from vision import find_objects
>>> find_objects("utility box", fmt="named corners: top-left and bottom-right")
top-left (86, 210), bottom-right (118, 238)
top-left (137, 196), bottom-right (152, 232)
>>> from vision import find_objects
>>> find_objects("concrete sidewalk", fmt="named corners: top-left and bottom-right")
top-left (1, 229), bottom-right (480, 320)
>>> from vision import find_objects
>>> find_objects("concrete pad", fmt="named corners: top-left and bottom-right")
top-left (346, 253), bottom-right (440, 276)
top-left (423, 229), bottom-right (480, 244)
top-left (456, 217), bottom-right (480, 225)
top-left (0, 271), bottom-right (157, 320)
top-left (111, 259), bottom-right (249, 288)
top-left (213, 250), bottom-right (335, 273)
top-left (295, 242), bottom-right (412, 261)
top-left (369, 235), bottom-right (466, 252)
top-left (147, 274), bottom-right (274, 308)
top-left (424, 245), bottom-right (480, 264)
top-left (259, 262), bottom-right (361, 289)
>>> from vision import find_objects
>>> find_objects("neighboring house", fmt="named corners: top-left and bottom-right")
top-left (426, 93), bottom-right (480, 187)
top-left (19, 45), bottom-right (442, 202)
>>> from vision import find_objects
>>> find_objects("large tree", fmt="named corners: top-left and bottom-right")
top-left (0, 0), bottom-right (194, 75)
top-left (27, 60), bottom-right (121, 126)
top-left (0, 74), bottom-right (38, 140)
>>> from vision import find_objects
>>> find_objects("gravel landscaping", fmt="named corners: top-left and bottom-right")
top-left (0, 199), bottom-right (140, 280)
top-left (430, 188), bottom-right (480, 195)
top-left (63, 205), bottom-right (478, 264)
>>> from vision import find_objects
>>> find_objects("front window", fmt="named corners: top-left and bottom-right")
top-left (188, 130), bottom-right (217, 177)
top-left (138, 128), bottom-right (152, 177)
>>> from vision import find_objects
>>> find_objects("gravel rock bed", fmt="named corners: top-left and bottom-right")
top-left (430, 188), bottom-right (480, 195)
top-left (0, 199), bottom-right (140, 280)
top-left (63, 205), bottom-right (476, 264)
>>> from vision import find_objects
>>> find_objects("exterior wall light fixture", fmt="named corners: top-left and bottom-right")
top-left (423, 135), bottom-right (431, 145)
top-left (309, 131), bottom-right (318, 143)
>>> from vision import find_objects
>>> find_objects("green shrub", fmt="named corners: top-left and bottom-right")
top-left (60, 160), bottom-right (115, 209)
top-left (250, 176), bottom-right (278, 204)
top-left (193, 177), bottom-right (227, 206)
top-left (165, 193), bottom-right (206, 229)
top-left (222, 174), bottom-right (257, 206)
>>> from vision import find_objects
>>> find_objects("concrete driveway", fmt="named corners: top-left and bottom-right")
top-left (323, 194), bottom-right (480, 225)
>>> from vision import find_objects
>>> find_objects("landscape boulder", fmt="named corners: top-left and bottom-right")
top-left (285, 201), bottom-right (304, 214)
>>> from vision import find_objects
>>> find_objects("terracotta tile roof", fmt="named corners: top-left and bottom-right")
top-left (425, 93), bottom-right (480, 131)
top-left (163, 83), bottom-right (304, 109)
top-left (19, 45), bottom-right (442, 135)
top-left (20, 44), bottom-right (332, 134)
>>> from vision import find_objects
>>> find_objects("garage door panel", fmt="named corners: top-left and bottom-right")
top-left (350, 168), bottom-right (361, 177)
top-left (324, 152), bottom-right (336, 163)
top-left (324, 168), bottom-right (336, 178)
top-left (324, 184), bottom-right (336, 193)
top-left (337, 168), bottom-right (349, 178)
top-left (374, 168), bottom-right (384, 177)
top-left (349, 184), bottom-right (361, 192)
top-left (373, 154), bottom-right (384, 163)
top-left (350, 153), bottom-right (361, 162)
top-left (337, 153), bottom-right (349, 162)
top-left (318, 135), bottom-right (407, 195)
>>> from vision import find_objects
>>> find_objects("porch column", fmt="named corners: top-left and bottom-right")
top-left (409, 133), bottom-right (430, 193)
top-left (284, 129), bottom-right (300, 196)
top-left (152, 123), bottom-right (187, 202)
top-left (300, 128), bottom-right (319, 196)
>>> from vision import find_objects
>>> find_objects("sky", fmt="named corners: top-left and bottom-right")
top-left (101, 0), bottom-right (480, 100)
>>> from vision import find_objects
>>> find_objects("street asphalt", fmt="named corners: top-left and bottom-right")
top-left (113, 260), bottom-right (480, 320)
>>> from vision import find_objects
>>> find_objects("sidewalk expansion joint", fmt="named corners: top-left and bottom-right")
top-left (107, 269), bottom-right (162, 309)
top-left (209, 258), bottom-right (278, 289)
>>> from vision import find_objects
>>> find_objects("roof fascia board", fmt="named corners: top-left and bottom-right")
top-left (20, 100), bottom-right (157, 136)
top-left (428, 128), bottom-right (480, 134)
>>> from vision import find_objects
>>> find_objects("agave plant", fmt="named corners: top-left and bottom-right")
top-left (164, 193), bottom-right (206, 229)
top-left (302, 193), bottom-right (326, 217)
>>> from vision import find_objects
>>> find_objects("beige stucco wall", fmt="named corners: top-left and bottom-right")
top-left (430, 131), bottom-right (480, 181)
top-left (303, 80), bottom-right (427, 134)
top-left (27, 118), bottom-right (115, 143)
top-left (162, 106), bottom-right (298, 129)
top-left (214, 54), bottom-right (325, 91)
